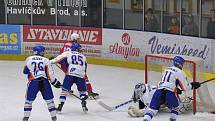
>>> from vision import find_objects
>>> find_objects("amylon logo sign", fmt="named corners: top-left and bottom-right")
top-left (23, 25), bottom-right (102, 45)
top-left (109, 33), bottom-right (140, 59)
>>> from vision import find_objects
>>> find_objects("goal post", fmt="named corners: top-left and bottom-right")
top-left (144, 54), bottom-right (215, 114)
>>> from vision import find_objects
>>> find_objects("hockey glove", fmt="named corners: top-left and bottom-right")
top-left (190, 82), bottom-right (201, 89)
top-left (176, 88), bottom-right (182, 95)
top-left (51, 78), bottom-right (62, 88)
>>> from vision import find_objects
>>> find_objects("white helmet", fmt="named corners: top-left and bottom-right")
top-left (71, 33), bottom-right (80, 41)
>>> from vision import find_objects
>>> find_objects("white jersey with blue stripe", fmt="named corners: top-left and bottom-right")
top-left (51, 51), bottom-right (87, 78)
top-left (158, 66), bottom-right (191, 94)
top-left (24, 55), bottom-right (55, 82)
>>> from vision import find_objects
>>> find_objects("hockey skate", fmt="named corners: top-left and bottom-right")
top-left (22, 117), bottom-right (29, 121)
top-left (56, 102), bottom-right (64, 113)
top-left (88, 91), bottom-right (99, 100)
top-left (51, 116), bottom-right (57, 121)
top-left (81, 100), bottom-right (88, 113)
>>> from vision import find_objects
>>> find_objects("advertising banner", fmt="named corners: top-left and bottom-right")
top-left (23, 25), bottom-right (102, 57)
top-left (0, 25), bottom-right (21, 54)
top-left (102, 29), bottom-right (144, 61)
top-left (102, 29), bottom-right (214, 73)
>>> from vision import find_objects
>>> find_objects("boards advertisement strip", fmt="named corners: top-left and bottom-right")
top-left (102, 29), bottom-right (215, 73)
top-left (23, 25), bottom-right (102, 45)
top-left (0, 25), bottom-right (21, 54)
top-left (23, 25), bottom-right (102, 57)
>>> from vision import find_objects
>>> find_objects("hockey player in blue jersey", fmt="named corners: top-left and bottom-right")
top-left (22, 45), bottom-right (61, 121)
top-left (50, 43), bottom-right (88, 113)
top-left (142, 56), bottom-right (200, 121)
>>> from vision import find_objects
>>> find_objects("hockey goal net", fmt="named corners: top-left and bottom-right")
top-left (144, 54), bottom-right (215, 114)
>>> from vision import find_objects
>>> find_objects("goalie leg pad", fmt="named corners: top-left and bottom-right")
top-left (128, 106), bottom-right (145, 117)
top-left (128, 106), bottom-right (136, 117)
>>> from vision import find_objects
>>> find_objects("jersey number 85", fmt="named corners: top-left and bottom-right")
top-left (71, 55), bottom-right (84, 66)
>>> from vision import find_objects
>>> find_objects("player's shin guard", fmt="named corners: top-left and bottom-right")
top-left (45, 99), bottom-right (56, 118)
top-left (170, 107), bottom-right (179, 121)
top-left (59, 90), bottom-right (68, 103)
top-left (143, 108), bottom-right (158, 121)
top-left (57, 90), bottom-right (68, 112)
top-left (80, 91), bottom-right (88, 100)
top-left (24, 100), bottom-right (33, 118)
top-left (80, 92), bottom-right (88, 112)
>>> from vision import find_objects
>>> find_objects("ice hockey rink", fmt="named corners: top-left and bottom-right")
top-left (0, 60), bottom-right (215, 121)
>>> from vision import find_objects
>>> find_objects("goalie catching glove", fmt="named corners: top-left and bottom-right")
top-left (51, 78), bottom-right (61, 88)
top-left (190, 82), bottom-right (201, 89)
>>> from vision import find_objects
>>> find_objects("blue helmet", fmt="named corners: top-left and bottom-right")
top-left (71, 43), bottom-right (81, 51)
top-left (33, 45), bottom-right (45, 55)
top-left (173, 56), bottom-right (185, 67)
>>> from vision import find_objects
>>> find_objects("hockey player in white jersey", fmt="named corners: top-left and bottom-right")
top-left (23, 45), bottom-right (61, 121)
top-left (58, 33), bottom-right (99, 99)
top-left (50, 43), bottom-right (88, 113)
top-left (128, 82), bottom-right (193, 117)
top-left (142, 56), bottom-right (200, 121)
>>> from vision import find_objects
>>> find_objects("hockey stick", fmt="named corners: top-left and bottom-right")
top-left (62, 87), bottom-right (118, 111)
top-left (200, 77), bottom-right (215, 85)
top-left (61, 87), bottom-right (81, 100)
top-left (52, 61), bottom-right (132, 111)
top-left (62, 87), bottom-right (115, 111)
top-left (68, 90), bottom-right (81, 100)
top-left (97, 99), bottom-right (133, 111)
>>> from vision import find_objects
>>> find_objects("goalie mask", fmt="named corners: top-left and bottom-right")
top-left (134, 83), bottom-right (146, 94)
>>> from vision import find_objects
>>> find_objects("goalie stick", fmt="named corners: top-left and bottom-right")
top-left (97, 99), bottom-right (133, 111)
top-left (61, 87), bottom-right (118, 111)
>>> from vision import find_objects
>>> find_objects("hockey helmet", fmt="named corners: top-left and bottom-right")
top-left (33, 45), bottom-right (45, 55)
top-left (71, 33), bottom-right (80, 42)
top-left (71, 43), bottom-right (82, 51)
top-left (173, 56), bottom-right (185, 67)
top-left (134, 83), bottom-right (146, 94)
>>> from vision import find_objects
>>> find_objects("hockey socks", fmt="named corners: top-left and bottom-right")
top-left (24, 100), bottom-right (33, 118)
top-left (45, 99), bottom-right (57, 118)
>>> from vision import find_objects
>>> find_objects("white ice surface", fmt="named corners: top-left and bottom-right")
top-left (0, 60), bottom-right (215, 121)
